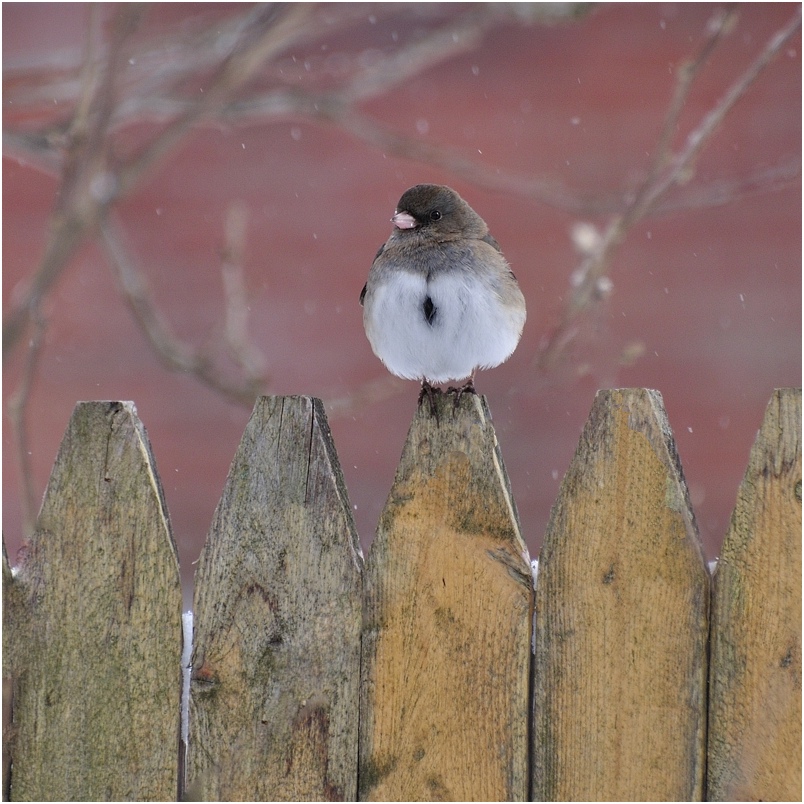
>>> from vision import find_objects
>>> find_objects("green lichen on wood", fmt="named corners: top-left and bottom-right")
top-left (5, 401), bottom-right (182, 801)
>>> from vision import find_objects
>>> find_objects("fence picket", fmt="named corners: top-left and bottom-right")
top-left (2, 388), bottom-right (800, 801)
top-left (707, 388), bottom-right (802, 801)
top-left (187, 396), bottom-right (363, 801)
top-left (532, 388), bottom-right (709, 801)
top-left (2, 401), bottom-right (182, 801)
top-left (359, 393), bottom-right (533, 802)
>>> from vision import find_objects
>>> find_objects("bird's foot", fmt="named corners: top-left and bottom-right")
top-left (418, 381), bottom-right (443, 419)
top-left (446, 377), bottom-right (476, 408)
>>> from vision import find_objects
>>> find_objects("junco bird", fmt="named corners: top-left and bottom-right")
top-left (360, 184), bottom-right (526, 405)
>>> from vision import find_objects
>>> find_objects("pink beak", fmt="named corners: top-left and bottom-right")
top-left (392, 211), bottom-right (418, 230)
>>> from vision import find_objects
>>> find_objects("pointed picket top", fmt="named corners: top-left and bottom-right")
top-left (707, 388), bottom-right (802, 801)
top-left (188, 396), bottom-right (362, 801)
top-left (4, 401), bottom-right (182, 801)
top-left (360, 392), bottom-right (533, 802)
top-left (533, 388), bottom-right (709, 801)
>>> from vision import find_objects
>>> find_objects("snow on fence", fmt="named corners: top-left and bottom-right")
top-left (2, 388), bottom-right (800, 802)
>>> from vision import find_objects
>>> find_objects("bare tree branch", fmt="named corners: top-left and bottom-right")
top-left (220, 202), bottom-right (269, 385)
top-left (2, 5), bottom-right (144, 359)
top-left (1, 3), bottom-right (799, 559)
top-left (643, 6), bottom-right (740, 193)
top-left (100, 215), bottom-right (266, 406)
top-left (6, 307), bottom-right (48, 538)
top-left (2, 4), bottom-right (316, 361)
top-left (535, 7), bottom-right (802, 373)
top-left (2, 3), bottom-right (799, 436)
top-left (654, 158), bottom-right (800, 214)
top-left (635, 6), bottom-right (801, 224)
top-left (116, 4), bottom-right (316, 195)
top-left (4, 5), bottom-right (797, 221)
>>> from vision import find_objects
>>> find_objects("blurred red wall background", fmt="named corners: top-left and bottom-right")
top-left (4, 3), bottom-right (801, 601)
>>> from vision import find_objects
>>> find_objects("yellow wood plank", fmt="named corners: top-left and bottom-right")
top-left (707, 388), bottom-right (802, 801)
top-left (533, 388), bottom-right (709, 801)
top-left (360, 392), bottom-right (533, 801)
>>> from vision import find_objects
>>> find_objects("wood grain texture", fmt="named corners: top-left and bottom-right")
top-left (532, 388), bottom-right (709, 802)
top-left (707, 388), bottom-right (802, 801)
top-left (188, 396), bottom-right (362, 801)
top-left (3, 401), bottom-right (182, 801)
top-left (359, 392), bottom-right (533, 802)
top-left (3, 544), bottom-right (19, 802)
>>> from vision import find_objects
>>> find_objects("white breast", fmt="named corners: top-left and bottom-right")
top-left (364, 270), bottom-right (524, 383)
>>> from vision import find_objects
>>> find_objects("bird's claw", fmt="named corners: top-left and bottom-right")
top-left (418, 381), bottom-right (442, 419)
top-left (446, 377), bottom-right (476, 409)
top-left (419, 377), bottom-right (476, 419)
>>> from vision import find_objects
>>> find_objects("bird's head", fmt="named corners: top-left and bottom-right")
top-left (390, 184), bottom-right (487, 241)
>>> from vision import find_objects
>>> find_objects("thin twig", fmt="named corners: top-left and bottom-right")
top-left (2, 5), bottom-right (144, 360)
top-left (636, 6), bottom-right (801, 224)
top-left (105, 192), bottom-right (407, 415)
top-left (221, 201), bottom-right (269, 384)
top-left (637, 6), bottom-right (740, 204)
top-left (116, 4), bottom-right (314, 196)
top-left (655, 158), bottom-right (801, 214)
top-left (3, 4), bottom-right (800, 424)
top-left (100, 215), bottom-right (265, 406)
top-left (6, 306), bottom-right (48, 538)
top-left (5, 5), bottom-right (797, 221)
top-left (3, 4), bottom-right (315, 363)
top-left (536, 7), bottom-right (802, 372)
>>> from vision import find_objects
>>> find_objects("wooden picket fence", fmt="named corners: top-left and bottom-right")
top-left (2, 388), bottom-right (800, 802)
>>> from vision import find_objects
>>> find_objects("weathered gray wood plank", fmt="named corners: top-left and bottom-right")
top-left (3, 543), bottom-right (19, 802)
top-left (707, 388), bottom-right (802, 801)
top-left (3, 401), bottom-right (182, 801)
top-left (188, 396), bottom-right (362, 801)
top-left (532, 388), bottom-right (709, 801)
top-left (359, 392), bottom-right (533, 802)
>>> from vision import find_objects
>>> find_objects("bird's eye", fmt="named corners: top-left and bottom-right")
top-left (429, 210), bottom-right (442, 221)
